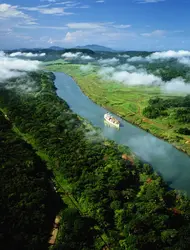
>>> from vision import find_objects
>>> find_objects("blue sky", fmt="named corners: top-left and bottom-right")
top-left (0, 0), bottom-right (189, 50)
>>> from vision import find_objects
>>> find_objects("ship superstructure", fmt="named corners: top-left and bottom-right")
top-left (104, 112), bottom-right (120, 128)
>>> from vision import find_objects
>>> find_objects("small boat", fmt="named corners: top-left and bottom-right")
top-left (104, 112), bottom-right (120, 128)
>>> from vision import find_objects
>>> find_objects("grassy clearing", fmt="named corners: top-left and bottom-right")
top-left (45, 62), bottom-right (190, 155)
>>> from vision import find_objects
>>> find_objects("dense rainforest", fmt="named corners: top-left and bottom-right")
top-left (0, 111), bottom-right (61, 250)
top-left (1, 71), bottom-right (190, 249)
top-left (143, 95), bottom-right (190, 134)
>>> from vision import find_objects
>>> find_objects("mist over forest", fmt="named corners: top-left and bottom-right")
top-left (1, 46), bottom-right (190, 249)
top-left (2, 47), bottom-right (190, 94)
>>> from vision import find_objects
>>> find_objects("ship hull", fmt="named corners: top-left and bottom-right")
top-left (104, 117), bottom-right (120, 129)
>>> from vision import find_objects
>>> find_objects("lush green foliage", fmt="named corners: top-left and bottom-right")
top-left (54, 208), bottom-right (97, 250)
top-left (177, 127), bottom-right (190, 135)
top-left (1, 72), bottom-right (190, 249)
top-left (0, 111), bottom-right (61, 250)
top-left (143, 96), bottom-right (190, 128)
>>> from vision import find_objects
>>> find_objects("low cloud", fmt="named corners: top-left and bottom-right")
top-left (98, 63), bottom-right (190, 93)
top-left (5, 78), bottom-right (39, 93)
top-left (178, 57), bottom-right (190, 66)
top-left (80, 65), bottom-right (94, 72)
top-left (101, 68), bottom-right (161, 86)
top-left (162, 78), bottom-right (190, 94)
top-left (98, 57), bottom-right (119, 65)
top-left (98, 67), bottom-right (115, 76)
top-left (118, 54), bottom-right (130, 58)
top-left (9, 52), bottom-right (46, 57)
top-left (62, 52), bottom-right (82, 58)
top-left (62, 52), bottom-right (93, 60)
top-left (81, 55), bottom-right (93, 60)
top-left (148, 50), bottom-right (190, 60)
top-left (127, 50), bottom-right (190, 66)
top-left (116, 63), bottom-right (138, 72)
top-left (0, 51), bottom-right (41, 82)
top-left (127, 56), bottom-right (147, 62)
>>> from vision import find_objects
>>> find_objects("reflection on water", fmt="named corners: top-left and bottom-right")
top-left (54, 72), bottom-right (190, 195)
top-left (104, 120), bottom-right (120, 130)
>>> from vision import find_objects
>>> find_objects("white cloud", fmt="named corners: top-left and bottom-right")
top-left (17, 25), bottom-right (67, 30)
top-left (62, 52), bottom-right (93, 60)
top-left (98, 63), bottom-right (190, 94)
top-left (0, 3), bottom-right (36, 24)
top-left (149, 50), bottom-right (190, 59)
top-left (64, 31), bottom-right (85, 43)
top-left (76, 5), bottom-right (89, 9)
top-left (127, 56), bottom-right (146, 62)
top-left (44, 0), bottom-right (57, 2)
top-left (127, 50), bottom-right (190, 64)
top-left (98, 58), bottom-right (119, 65)
top-left (98, 67), bottom-right (115, 76)
top-left (5, 78), bottom-right (39, 93)
top-left (141, 29), bottom-right (166, 37)
top-left (178, 57), bottom-right (190, 66)
top-left (113, 24), bottom-right (131, 29)
top-left (20, 6), bottom-right (73, 15)
top-left (55, 1), bottom-right (79, 4)
top-left (80, 64), bottom-right (94, 72)
top-left (96, 0), bottom-right (105, 3)
top-left (62, 52), bottom-right (82, 58)
top-left (162, 78), bottom-right (190, 94)
top-left (118, 54), bottom-right (130, 58)
top-left (67, 22), bottom-right (105, 29)
top-left (110, 70), bottom-right (160, 85)
top-left (0, 51), bottom-right (41, 82)
top-left (40, 7), bottom-right (67, 14)
top-left (98, 65), bottom-right (160, 86)
top-left (66, 22), bottom-right (132, 31)
top-left (55, 1), bottom-right (89, 9)
top-left (116, 63), bottom-right (137, 72)
top-left (36, 22), bottom-right (135, 48)
top-left (9, 52), bottom-right (46, 57)
top-left (136, 0), bottom-right (165, 3)
top-left (0, 51), bottom-right (5, 57)
top-left (81, 55), bottom-right (93, 60)
top-left (0, 3), bottom-right (27, 19)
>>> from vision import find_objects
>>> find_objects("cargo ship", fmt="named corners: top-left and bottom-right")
top-left (104, 112), bottom-right (120, 128)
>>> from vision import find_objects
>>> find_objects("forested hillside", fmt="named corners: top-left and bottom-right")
top-left (0, 112), bottom-right (60, 250)
top-left (1, 72), bottom-right (190, 249)
top-left (143, 96), bottom-right (190, 134)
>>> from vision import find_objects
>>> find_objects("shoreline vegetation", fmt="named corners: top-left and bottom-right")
top-left (0, 110), bottom-right (62, 250)
top-left (45, 62), bottom-right (190, 156)
top-left (1, 70), bottom-right (190, 249)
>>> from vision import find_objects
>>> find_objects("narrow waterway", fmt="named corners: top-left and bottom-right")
top-left (54, 72), bottom-right (190, 195)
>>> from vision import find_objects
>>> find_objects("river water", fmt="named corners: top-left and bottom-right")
top-left (54, 72), bottom-right (190, 195)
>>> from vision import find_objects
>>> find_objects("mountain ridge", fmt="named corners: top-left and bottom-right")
top-left (75, 44), bottom-right (115, 52)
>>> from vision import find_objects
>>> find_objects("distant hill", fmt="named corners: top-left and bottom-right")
top-left (75, 44), bottom-right (115, 52)
top-left (64, 48), bottom-right (95, 55)
top-left (49, 46), bottom-right (64, 51)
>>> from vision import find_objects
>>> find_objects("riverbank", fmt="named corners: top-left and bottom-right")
top-left (45, 63), bottom-right (190, 156)
top-left (2, 70), bottom-right (190, 249)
